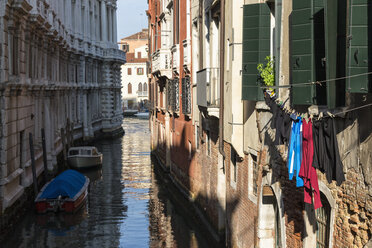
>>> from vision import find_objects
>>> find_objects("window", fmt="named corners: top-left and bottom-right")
top-left (174, 0), bottom-right (179, 44)
top-left (231, 148), bottom-right (237, 183)
top-left (248, 152), bottom-right (259, 202)
top-left (137, 68), bottom-right (144, 75)
top-left (188, 141), bottom-right (192, 160)
top-left (290, 0), bottom-right (353, 107)
top-left (143, 83), bottom-right (148, 92)
top-left (182, 77), bottom-right (191, 114)
top-left (315, 193), bottom-right (331, 248)
top-left (127, 68), bottom-right (132, 75)
top-left (195, 125), bottom-right (199, 150)
top-left (128, 83), bottom-right (132, 94)
top-left (122, 44), bottom-right (129, 52)
top-left (274, 199), bottom-right (282, 248)
top-left (252, 154), bottom-right (258, 196)
top-left (167, 78), bottom-right (179, 112)
top-left (137, 51), bottom-right (141, 58)
top-left (138, 83), bottom-right (142, 92)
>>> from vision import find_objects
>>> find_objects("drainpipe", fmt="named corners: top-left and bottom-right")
top-left (219, 0), bottom-right (226, 158)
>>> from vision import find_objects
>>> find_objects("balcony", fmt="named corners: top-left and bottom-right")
top-left (103, 48), bottom-right (126, 63)
top-left (197, 68), bottom-right (220, 116)
top-left (171, 44), bottom-right (180, 75)
top-left (151, 49), bottom-right (172, 79)
top-left (182, 39), bottom-right (191, 72)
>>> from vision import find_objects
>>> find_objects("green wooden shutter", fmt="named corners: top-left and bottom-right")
top-left (347, 0), bottom-right (372, 93)
top-left (242, 3), bottom-right (270, 101)
top-left (291, 0), bottom-right (327, 105)
top-left (291, 0), bottom-right (316, 105)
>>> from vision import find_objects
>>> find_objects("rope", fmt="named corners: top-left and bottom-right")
top-left (242, 71), bottom-right (372, 88)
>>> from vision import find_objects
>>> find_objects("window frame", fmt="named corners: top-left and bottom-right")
top-left (248, 150), bottom-right (258, 204)
top-left (137, 67), bottom-right (144, 75)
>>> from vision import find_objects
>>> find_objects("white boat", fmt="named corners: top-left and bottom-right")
top-left (67, 146), bottom-right (103, 169)
top-left (134, 112), bottom-right (149, 119)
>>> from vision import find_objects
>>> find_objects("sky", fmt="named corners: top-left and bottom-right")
top-left (116, 0), bottom-right (148, 41)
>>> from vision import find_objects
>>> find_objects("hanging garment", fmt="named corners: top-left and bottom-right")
top-left (299, 119), bottom-right (322, 209)
top-left (265, 95), bottom-right (291, 145)
top-left (312, 118), bottom-right (345, 185)
top-left (274, 109), bottom-right (292, 145)
top-left (287, 117), bottom-right (304, 187)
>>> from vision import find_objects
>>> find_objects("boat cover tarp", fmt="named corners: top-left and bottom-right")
top-left (40, 170), bottom-right (86, 199)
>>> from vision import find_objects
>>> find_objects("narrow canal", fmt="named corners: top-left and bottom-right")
top-left (3, 118), bottom-right (210, 248)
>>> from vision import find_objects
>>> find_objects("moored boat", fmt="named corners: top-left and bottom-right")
top-left (67, 146), bottom-right (103, 169)
top-left (35, 169), bottom-right (89, 213)
top-left (134, 112), bottom-right (149, 119)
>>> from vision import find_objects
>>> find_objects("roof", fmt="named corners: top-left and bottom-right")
top-left (126, 53), bottom-right (148, 63)
top-left (120, 29), bottom-right (148, 41)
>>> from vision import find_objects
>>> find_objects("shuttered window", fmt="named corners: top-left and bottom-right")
top-left (347, 0), bottom-right (372, 93)
top-left (291, 0), bottom-right (327, 105)
top-left (291, 0), bottom-right (353, 107)
top-left (242, 3), bottom-right (271, 101)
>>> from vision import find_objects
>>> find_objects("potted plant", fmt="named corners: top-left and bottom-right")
top-left (257, 56), bottom-right (275, 93)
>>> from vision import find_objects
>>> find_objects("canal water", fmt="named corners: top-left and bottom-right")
top-left (3, 118), bottom-right (210, 248)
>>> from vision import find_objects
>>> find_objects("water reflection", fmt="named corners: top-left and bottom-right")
top-left (2, 118), bottom-right (210, 248)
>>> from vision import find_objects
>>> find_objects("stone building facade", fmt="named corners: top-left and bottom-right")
top-left (0, 0), bottom-right (125, 228)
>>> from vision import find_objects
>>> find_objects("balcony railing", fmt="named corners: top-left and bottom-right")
top-left (182, 77), bottom-right (191, 115)
top-left (151, 49), bottom-right (172, 78)
top-left (103, 48), bottom-right (126, 63)
top-left (137, 91), bottom-right (148, 97)
top-left (197, 68), bottom-right (220, 108)
top-left (171, 44), bottom-right (180, 75)
top-left (167, 78), bottom-right (179, 112)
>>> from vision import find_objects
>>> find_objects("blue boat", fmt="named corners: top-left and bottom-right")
top-left (35, 170), bottom-right (89, 213)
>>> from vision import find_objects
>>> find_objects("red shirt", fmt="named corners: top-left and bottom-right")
top-left (299, 119), bottom-right (322, 209)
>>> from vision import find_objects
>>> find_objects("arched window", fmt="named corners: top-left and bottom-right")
top-left (315, 193), bottom-right (331, 248)
top-left (138, 83), bottom-right (143, 92)
top-left (303, 182), bottom-right (335, 248)
top-left (143, 83), bottom-right (148, 92)
top-left (128, 83), bottom-right (132, 94)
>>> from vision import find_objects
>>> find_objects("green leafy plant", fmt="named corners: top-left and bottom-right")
top-left (257, 56), bottom-right (275, 87)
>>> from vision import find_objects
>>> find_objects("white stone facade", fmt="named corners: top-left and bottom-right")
top-left (0, 0), bottom-right (125, 214)
top-left (121, 45), bottom-right (148, 109)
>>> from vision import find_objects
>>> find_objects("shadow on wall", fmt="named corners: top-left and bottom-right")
top-left (151, 116), bottom-right (240, 247)
top-left (151, 154), bottom-right (239, 248)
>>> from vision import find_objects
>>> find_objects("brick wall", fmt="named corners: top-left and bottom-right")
top-left (225, 142), bottom-right (258, 248)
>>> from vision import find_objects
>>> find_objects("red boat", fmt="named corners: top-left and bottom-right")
top-left (35, 170), bottom-right (90, 213)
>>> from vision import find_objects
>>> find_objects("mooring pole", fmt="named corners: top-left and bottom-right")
top-left (41, 128), bottom-right (48, 182)
top-left (29, 133), bottom-right (38, 194)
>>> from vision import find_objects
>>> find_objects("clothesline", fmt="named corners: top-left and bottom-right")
top-left (265, 90), bottom-right (372, 120)
top-left (265, 92), bottom-right (346, 209)
top-left (242, 71), bottom-right (372, 88)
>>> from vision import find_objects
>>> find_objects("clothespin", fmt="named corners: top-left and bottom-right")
top-left (318, 112), bottom-right (323, 120)
top-left (327, 111), bottom-right (335, 118)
